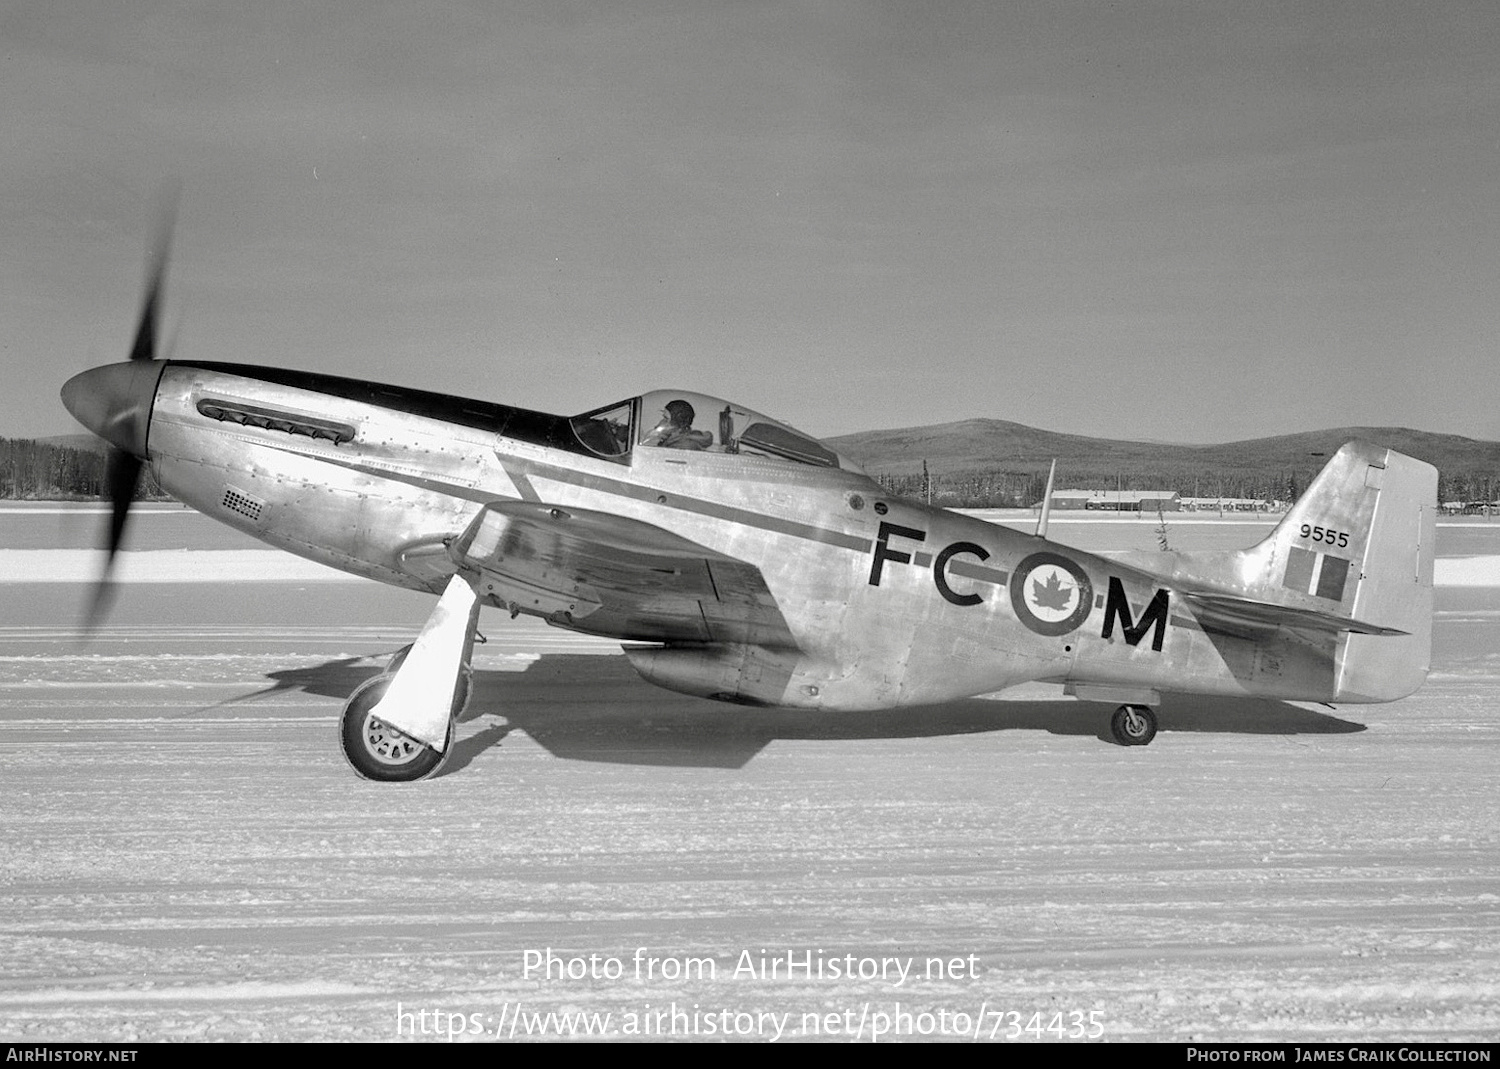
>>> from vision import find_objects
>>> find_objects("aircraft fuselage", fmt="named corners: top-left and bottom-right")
top-left (127, 360), bottom-right (1362, 713)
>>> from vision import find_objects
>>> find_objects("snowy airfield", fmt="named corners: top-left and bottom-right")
top-left (1, 503), bottom-right (1497, 1042)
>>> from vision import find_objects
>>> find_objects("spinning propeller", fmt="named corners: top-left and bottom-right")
top-left (59, 198), bottom-right (177, 630)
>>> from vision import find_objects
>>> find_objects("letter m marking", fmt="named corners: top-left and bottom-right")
top-left (1102, 577), bottom-right (1169, 652)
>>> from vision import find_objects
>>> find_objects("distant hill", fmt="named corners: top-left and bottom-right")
top-left (11, 423), bottom-right (1500, 505)
top-left (828, 420), bottom-right (1500, 503)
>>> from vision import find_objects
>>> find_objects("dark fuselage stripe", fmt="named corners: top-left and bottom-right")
top-left (948, 559), bottom-right (1009, 587)
top-left (499, 455), bottom-right (874, 552)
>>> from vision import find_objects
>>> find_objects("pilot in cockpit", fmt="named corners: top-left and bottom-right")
top-left (643, 399), bottom-right (714, 451)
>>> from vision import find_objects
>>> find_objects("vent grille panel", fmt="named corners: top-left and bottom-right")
top-left (223, 488), bottom-right (263, 521)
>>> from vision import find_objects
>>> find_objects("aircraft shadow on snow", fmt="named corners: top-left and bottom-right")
top-left (235, 652), bottom-right (1367, 774)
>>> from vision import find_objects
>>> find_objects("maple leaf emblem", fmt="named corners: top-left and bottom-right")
top-left (1031, 569), bottom-right (1074, 611)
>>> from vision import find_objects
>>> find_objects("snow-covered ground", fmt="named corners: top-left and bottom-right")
top-left (0, 508), bottom-right (1496, 1042)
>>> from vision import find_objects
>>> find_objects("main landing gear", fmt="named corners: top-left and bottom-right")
top-left (1110, 704), bottom-right (1157, 747)
top-left (339, 661), bottom-right (473, 782)
top-left (338, 574), bottom-right (482, 782)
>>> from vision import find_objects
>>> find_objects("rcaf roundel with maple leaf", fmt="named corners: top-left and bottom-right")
top-left (1008, 552), bottom-right (1095, 637)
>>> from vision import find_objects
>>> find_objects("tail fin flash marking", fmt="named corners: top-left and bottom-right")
top-left (1282, 546), bottom-right (1316, 594)
top-left (1281, 546), bottom-right (1352, 602)
top-left (1316, 554), bottom-right (1350, 601)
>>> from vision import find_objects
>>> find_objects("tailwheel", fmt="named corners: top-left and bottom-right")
top-left (1110, 704), bottom-right (1158, 747)
top-left (339, 674), bottom-right (454, 782)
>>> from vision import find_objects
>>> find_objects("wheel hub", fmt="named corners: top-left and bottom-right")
top-left (362, 713), bottom-right (425, 765)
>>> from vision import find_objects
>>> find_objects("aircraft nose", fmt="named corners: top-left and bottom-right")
top-left (60, 361), bottom-right (166, 458)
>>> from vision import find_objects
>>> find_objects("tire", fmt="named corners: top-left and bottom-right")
top-left (1110, 704), bottom-right (1158, 747)
top-left (339, 674), bottom-right (454, 782)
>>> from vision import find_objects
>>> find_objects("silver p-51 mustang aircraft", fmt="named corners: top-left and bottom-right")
top-left (61, 237), bottom-right (1436, 781)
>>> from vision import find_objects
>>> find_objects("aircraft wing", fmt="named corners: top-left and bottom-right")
top-left (445, 501), bottom-right (798, 648)
top-left (1176, 590), bottom-right (1408, 638)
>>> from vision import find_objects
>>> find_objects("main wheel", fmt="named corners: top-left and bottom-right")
top-left (339, 674), bottom-right (454, 782)
top-left (1110, 704), bottom-right (1158, 746)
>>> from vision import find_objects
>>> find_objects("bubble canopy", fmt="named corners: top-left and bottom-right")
top-left (569, 390), bottom-right (862, 472)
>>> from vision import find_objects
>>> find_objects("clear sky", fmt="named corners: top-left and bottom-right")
top-left (4, 1), bottom-right (1497, 443)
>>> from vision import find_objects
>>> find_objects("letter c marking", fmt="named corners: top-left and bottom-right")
top-left (934, 541), bottom-right (990, 607)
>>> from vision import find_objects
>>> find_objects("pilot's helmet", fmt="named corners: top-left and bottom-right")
top-left (665, 399), bottom-right (695, 427)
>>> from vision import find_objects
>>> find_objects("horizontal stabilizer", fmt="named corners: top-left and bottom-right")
top-left (1179, 590), bottom-right (1409, 638)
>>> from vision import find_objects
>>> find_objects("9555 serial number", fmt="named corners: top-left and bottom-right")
top-left (1300, 523), bottom-right (1349, 548)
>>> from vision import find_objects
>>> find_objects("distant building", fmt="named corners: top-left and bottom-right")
top-left (1179, 497), bottom-right (1279, 513)
top-left (1050, 489), bottom-right (1181, 512)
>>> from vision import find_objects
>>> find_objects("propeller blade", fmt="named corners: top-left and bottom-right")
top-left (81, 574), bottom-right (118, 636)
top-left (82, 447), bottom-right (144, 633)
top-left (105, 446), bottom-right (142, 560)
top-left (81, 186), bottom-right (176, 633)
top-left (127, 187), bottom-right (177, 363)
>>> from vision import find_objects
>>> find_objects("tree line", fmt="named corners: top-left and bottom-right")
top-left (0, 438), bottom-right (165, 500)
top-left (873, 464), bottom-right (1500, 509)
top-left (4, 436), bottom-right (1495, 508)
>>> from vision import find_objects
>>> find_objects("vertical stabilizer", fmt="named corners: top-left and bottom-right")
top-left (1242, 442), bottom-right (1436, 701)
